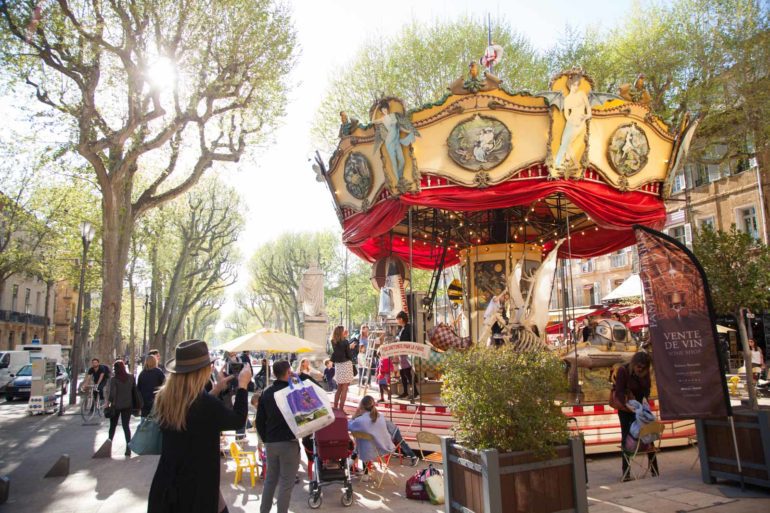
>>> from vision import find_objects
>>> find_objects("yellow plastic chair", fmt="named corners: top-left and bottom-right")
top-left (416, 431), bottom-right (443, 463)
top-left (351, 431), bottom-right (396, 489)
top-left (229, 442), bottom-right (258, 487)
top-left (621, 421), bottom-right (665, 481)
top-left (728, 376), bottom-right (740, 396)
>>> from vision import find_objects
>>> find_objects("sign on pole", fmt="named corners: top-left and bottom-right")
top-left (634, 226), bottom-right (731, 420)
top-left (378, 341), bottom-right (431, 360)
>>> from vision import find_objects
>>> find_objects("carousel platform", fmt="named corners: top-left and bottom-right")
top-left (341, 383), bottom-right (697, 455)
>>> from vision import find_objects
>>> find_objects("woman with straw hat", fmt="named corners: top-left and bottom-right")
top-left (148, 340), bottom-right (252, 513)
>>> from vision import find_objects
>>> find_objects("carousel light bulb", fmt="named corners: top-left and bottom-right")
top-left (459, 222), bottom-right (463, 227)
top-left (581, 231), bottom-right (585, 235)
top-left (519, 226), bottom-right (524, 231)
top-left (595, 227), bottom-right (599, 231)
top-left (524, 217), bottom-right (528, 222)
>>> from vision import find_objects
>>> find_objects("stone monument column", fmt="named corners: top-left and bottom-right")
top-left (298, 261), bottom-right (328, 357)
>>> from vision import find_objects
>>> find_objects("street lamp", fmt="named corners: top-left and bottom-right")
top-left (68, 221), bottom-right (95, 405)
top-left (143, 287), bottom-right (152, 360)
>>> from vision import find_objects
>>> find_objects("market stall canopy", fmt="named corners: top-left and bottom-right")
top-left (219, 328), bottom-right (326, 354)
top-left (602, 274), bottom-right (642, 301)
top-left (318, 66), bottom-right (698, 270)
top-left (626, 313), bottom-right (735, 334)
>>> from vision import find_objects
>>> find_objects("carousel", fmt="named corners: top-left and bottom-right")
top-left (314, 61), bottom-right (699, 453)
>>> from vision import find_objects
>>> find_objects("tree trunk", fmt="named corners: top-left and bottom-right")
top-left (736, 307), bottom-right (758, 410)
top-left (94, 181), bottom-right (134, 362)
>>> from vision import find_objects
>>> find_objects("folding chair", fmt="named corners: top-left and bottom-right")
top-left (621, 421), bottom-right (664, 482)
top-left (350, 431), bottom-right (396, 489)
top-left (416, 431), bottom-right (443, 463)
top-left (229, 442), bottom-right (259, 487)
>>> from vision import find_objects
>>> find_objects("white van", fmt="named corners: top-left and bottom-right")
top-left (15, 344), bottom-right (71, 365)
top-left (0, 351), bottom-right (31, 389)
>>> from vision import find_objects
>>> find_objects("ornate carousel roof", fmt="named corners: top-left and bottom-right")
top-left (319, 66), bottom-right (698, 269)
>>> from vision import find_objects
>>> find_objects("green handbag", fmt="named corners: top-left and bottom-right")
top-left (128, 416), bottom-right (162, 455)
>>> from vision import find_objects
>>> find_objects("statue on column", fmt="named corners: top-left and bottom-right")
top-left (298, 260), bottom-right (326, 318)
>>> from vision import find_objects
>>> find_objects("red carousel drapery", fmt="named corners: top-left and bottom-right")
top-left (342, 173), bottom-right (665, 270)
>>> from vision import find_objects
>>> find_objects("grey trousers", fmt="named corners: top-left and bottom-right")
top-left (260, 440), bottom-right (300, 513)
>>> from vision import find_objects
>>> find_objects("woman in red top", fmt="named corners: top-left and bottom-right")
top-left (376, 350), bottom-right (392, 403)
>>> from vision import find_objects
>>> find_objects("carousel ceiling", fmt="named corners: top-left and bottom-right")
top-left (319, 66), bottom-right (698, 270)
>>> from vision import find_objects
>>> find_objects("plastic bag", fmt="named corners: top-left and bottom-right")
top-left (273, 375), bottom-right (334, 439)
top-left (425, 474), bottom-right (445, 505)
top-left (405, 464), bottom-right (440, 501)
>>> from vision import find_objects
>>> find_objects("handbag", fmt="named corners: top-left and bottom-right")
top-left (425, 474), bottom-right (445, 505)
top-left (103, 405), bottom-right (115, 418)
top-left (131, 383), bottom-right (144, 415)
top-left (405, 464), bottom-right (441, 501)
top-left (128, 416), bottom-right (163, 455)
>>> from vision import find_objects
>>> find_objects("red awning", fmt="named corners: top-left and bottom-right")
top-left (342, 169), bottom-right (665, 270)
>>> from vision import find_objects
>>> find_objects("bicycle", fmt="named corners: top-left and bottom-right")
top-left (80, 384), bottom-right (104, 423)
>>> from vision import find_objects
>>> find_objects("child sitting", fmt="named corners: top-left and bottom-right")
top-left (323, 359), bottom-right (337, 391)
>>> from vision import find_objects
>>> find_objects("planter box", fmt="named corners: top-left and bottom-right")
top-left (696, 407), bottom-right (770, 489)
top-left (441, 436), bottom-right (588, 513)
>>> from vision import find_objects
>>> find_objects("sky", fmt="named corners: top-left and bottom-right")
top-left (225, 0), bottom-right (637, 254)
top-left (218, 0), bottom-right (637, 298)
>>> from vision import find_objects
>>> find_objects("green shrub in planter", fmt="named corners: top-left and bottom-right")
top-left (441, 345), bottom-right (568, 456)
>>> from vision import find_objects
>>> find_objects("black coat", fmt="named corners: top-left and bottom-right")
top-left (148, 389), bottom-right (248, 513)
top-left (137, 368), bottom-right (165, 415)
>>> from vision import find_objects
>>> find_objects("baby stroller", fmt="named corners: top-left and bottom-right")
top-left (307, 409), bottom-right (354, 508)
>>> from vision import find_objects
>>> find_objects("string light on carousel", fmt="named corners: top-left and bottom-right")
top-left (311, 43), bottom-right (700, 452)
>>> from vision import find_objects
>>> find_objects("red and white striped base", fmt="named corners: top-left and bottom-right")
top-left (343, 390), bottom-right (696, 454)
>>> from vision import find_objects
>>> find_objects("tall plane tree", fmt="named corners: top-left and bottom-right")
top-left (0, 0), bottom-right (296, 359)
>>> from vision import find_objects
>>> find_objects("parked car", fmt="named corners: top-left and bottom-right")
top-left (0, 351), bottom-right (30, 390)
top-left (4, 364), bottom-right (70, 402)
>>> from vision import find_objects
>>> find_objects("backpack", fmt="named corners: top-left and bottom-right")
top-left (405, 464), bottom-right (441, 501)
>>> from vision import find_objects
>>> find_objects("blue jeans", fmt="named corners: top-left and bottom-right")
top-left (391, 426), bottom-right (416, 459)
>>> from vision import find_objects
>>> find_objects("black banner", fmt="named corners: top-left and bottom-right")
top-left (634, 226), bottom-right (731, 420)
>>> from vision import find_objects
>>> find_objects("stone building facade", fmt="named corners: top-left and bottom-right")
top-left (0, 274), bottom-right (55, 350)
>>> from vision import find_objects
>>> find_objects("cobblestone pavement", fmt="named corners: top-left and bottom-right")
top-left (0, 395), bottom-right (768, 512)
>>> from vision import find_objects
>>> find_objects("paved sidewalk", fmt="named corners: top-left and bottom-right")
top-left (0, 398), bottom-right (768, 512)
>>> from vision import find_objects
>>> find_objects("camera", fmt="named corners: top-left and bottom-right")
top-left (228, 362), bottom-right (244, 375)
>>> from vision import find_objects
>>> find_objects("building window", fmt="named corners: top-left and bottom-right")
top-left (35, 291), bottom-right (41, 316)
top-left (580, 258), bottom-right (594, 273)
top-left (699, 217), bottom-right (715, 230)
top-left (669, 225), bottom-right (687, 244)
top-left (11, 285), bottom-right (18, 311)
top-left (672, 171), bottom-right (686, 193)
top-left (738, 206), bottom-right (759, 239)
top-left (609, 250), bottom-right (627, 268)
top-left (24, 288), bottom-right (31, 314)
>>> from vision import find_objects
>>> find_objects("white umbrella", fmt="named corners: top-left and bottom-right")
top-left (219, 328), bottom-right (326, 354)
top-left (602, 274), bottom-right (643, 302)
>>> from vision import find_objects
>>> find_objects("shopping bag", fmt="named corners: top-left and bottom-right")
top-left (274, 375), bottom-right (334, 439)
top-left (405, 464), bottom-right (440, 501)
top-left (425, 474), bottom-right (445, 505)
top-left (128, 416), bottom-right (162, 455)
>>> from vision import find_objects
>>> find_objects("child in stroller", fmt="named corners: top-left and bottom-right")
top-left (305, 408), bottom-right (354, 508)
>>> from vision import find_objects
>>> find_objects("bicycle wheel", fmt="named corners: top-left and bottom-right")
top-left (80, 393), bottom-right (97, 422)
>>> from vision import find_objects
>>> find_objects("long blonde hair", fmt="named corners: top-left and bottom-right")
top-left (153, 366), bottom-right (211, 431)
top-left (331, 325), bottom-right (345, 346)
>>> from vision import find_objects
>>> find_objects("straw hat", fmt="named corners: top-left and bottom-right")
top-left (166, 339), bottom-right (213, 374)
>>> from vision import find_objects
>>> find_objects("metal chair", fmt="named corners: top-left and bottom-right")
top-left (416, 431), bottom-right (443, 463)
top-left (621, 421), bottom-right (664, 481)
top-left (350, 430), bottom-right (396, 488)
